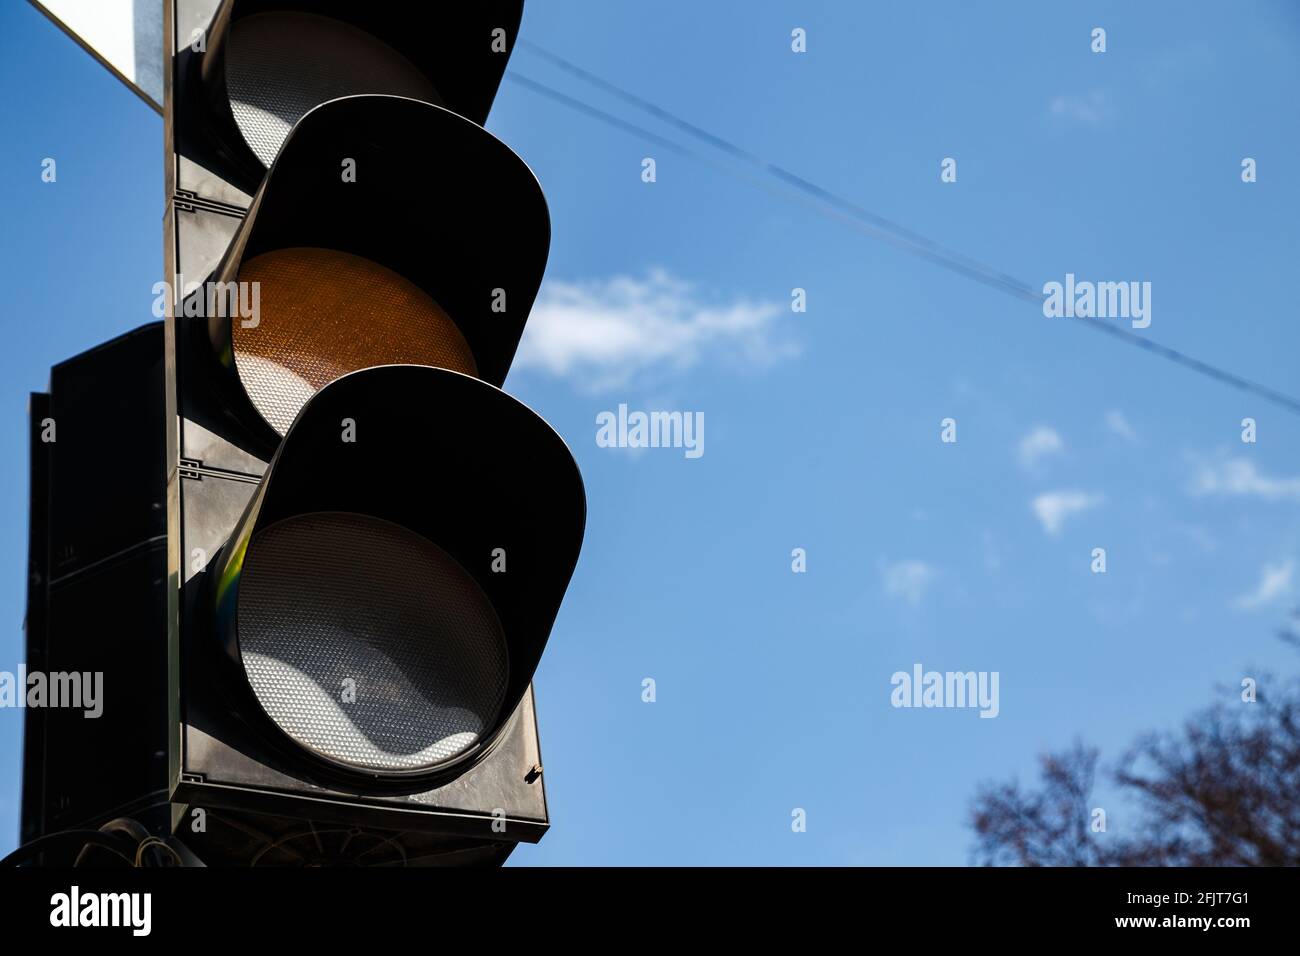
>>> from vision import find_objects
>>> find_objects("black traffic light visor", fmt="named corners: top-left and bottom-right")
top-left (207, 94), bottom-right (550, 443)
top-left (195, 0), bottom-right (524, 192)
top-left (210, 364), bottom-right (585, 788)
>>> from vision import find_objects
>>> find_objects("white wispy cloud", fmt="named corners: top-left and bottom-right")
top-left (1018, 425), bottom-right (1064, 470)
top-left (1191, 458), bottom-right (1300, 502)
top-left (513, 270), bottom-right (795, 391)
top-left (1235, 560), bottom-right (1294, 610)
top-left (883, 560), bottom-right (936, 606)
top-left (1049, 91), bottom-right (1111, 126)
top-left (1031, 491), bottom-right (1104, 536)
top-left (1105, 410), bottom-right (1138, 443)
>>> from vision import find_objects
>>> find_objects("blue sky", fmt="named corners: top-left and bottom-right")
top-left (3, 0), bottom-right (1300, 865)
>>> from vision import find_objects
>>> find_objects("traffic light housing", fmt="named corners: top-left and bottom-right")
top-left (152, 0), bottom-right (581, 864)
top-left (22, 326), bottom-right (171, 852)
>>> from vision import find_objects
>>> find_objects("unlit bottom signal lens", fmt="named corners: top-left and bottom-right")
top-left (236, 511), bottom-right (507, 772)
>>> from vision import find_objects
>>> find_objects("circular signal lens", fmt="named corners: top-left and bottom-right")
top-left (237, 512), bottom-right (507, 772)
top-left (226, 12), bottom-right (440, 168)
top-left (233, 247), bottom-right (477, 435)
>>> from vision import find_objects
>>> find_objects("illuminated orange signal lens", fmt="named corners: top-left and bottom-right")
top-left (233, 247), bottom-right (477, 434)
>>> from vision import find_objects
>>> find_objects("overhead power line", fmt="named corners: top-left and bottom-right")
top-left (507, 44), bottom-right (1300, 418)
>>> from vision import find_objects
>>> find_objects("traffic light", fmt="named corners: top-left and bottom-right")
top-left (21, 325), bottom-right (171, 856)
top-left (22, 0), bottom-right (584, 867)
top-left (166, 0), bottom-right (585, 865)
